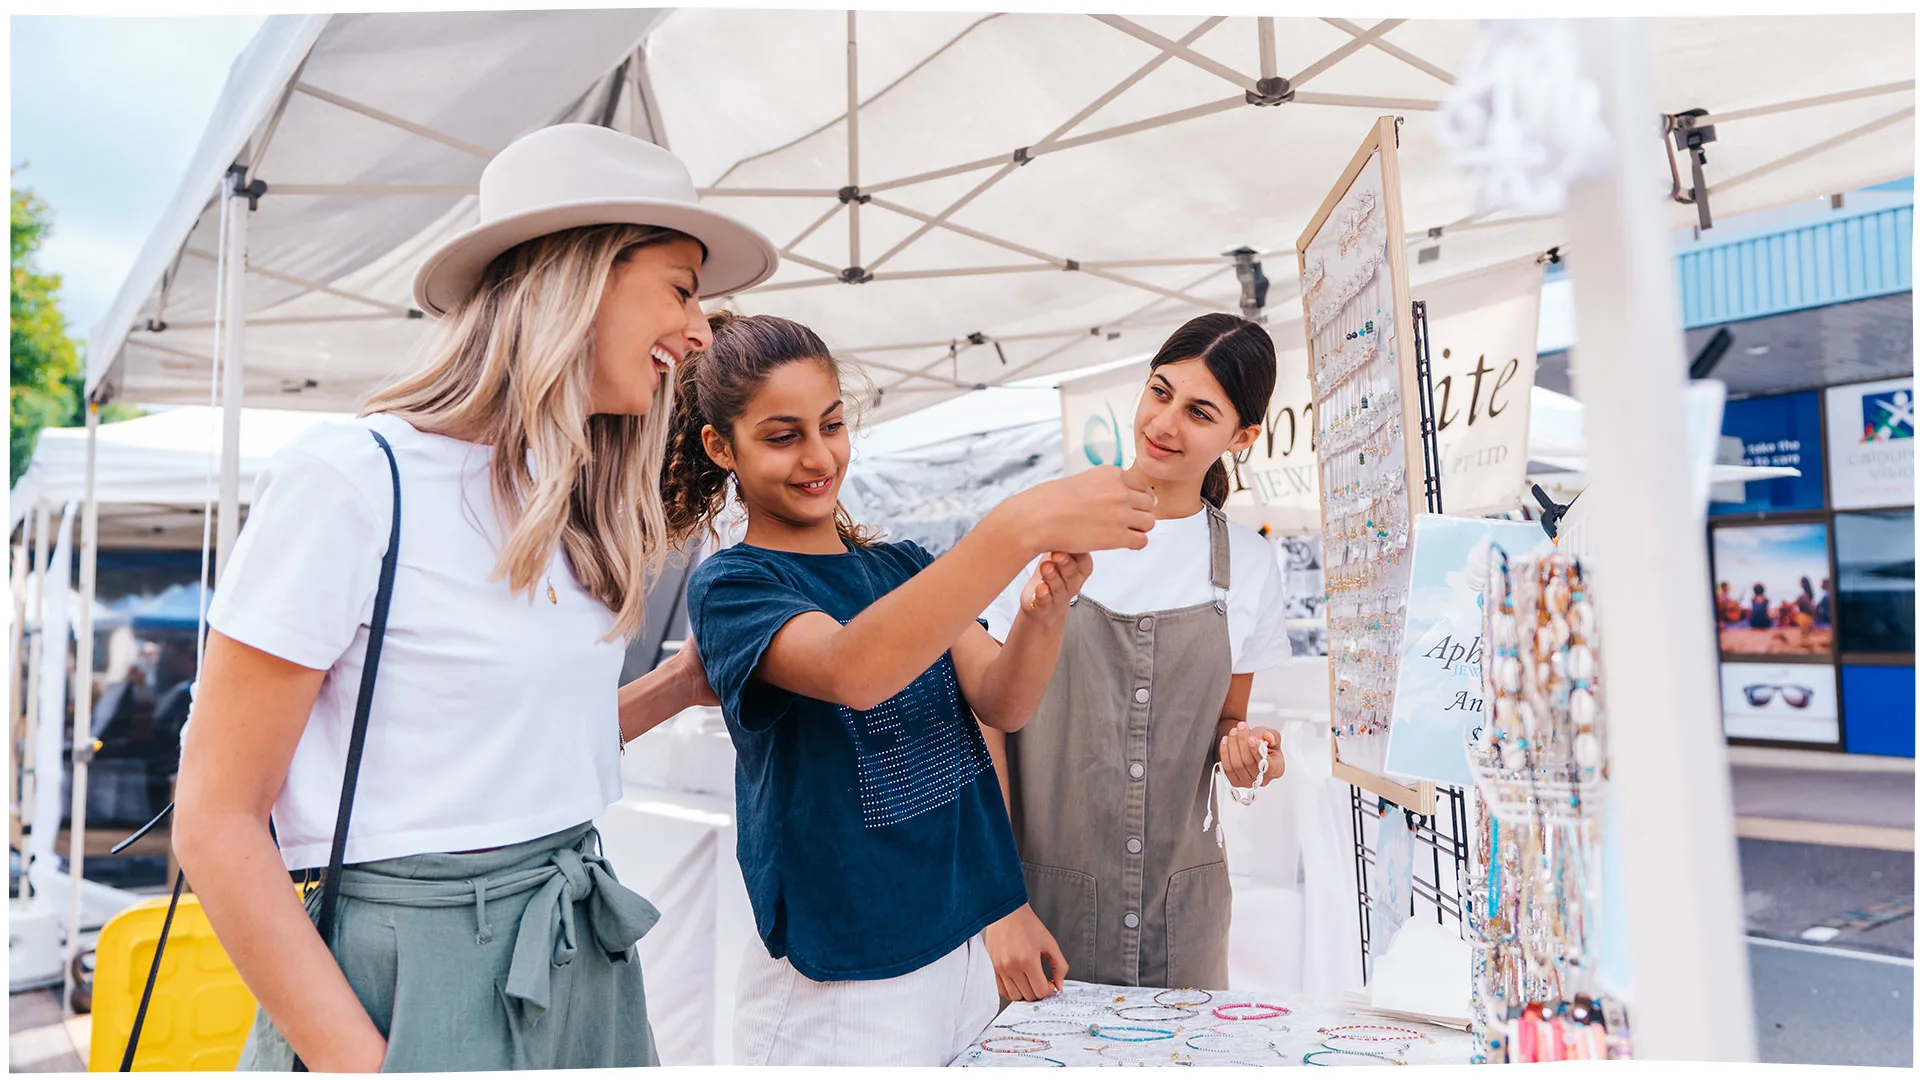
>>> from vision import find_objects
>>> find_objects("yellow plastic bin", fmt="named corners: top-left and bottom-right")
top-left (89, 893), bottom-right (257, 1071)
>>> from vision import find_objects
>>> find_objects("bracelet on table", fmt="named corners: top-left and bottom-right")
top-left (1114, 1004), bottom-right (1194, 1022)
top-left (1185, 1033), bottom-right (1276, 1054)
top-left (1320, 1023), bottom-right (1427, 1043)
top-left (1089, 1024), bottom-right (1175, 1042)
top-left (1304, 1047), bottom-right (1407, 1066)
top-left (979, 1036), bottom-right (1050, 1054)
top-left (1211, 1021), bottom-right (1289, 1037)
top-left (965, 1049), bottom-right (1065, 1067)
top-left (1213, 1002), bottom-right (1291, 1021)
top-left (1154, 988), bottom-right (1214, 1008)
top-left (1006, 1020), bottom-right (1092, 1038)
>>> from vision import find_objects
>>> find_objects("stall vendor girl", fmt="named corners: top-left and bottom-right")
top-left (979, 313), bottom-right (1293, 998)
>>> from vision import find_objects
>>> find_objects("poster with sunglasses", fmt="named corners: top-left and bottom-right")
top-left (1719, 661), bottom-right (1839, 744)
top-left (1710, 522), bottom-right (1835, 657)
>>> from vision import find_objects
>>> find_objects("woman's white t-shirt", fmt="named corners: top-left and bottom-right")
top-left (981, 508), bottom-right (1293, 675)
top-left (206, 414), bottom-right (625, 870)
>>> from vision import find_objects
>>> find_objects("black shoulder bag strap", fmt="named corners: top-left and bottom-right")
top-left (121, 429), bottom-right (401, 1072)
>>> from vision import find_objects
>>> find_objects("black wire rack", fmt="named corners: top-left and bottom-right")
top-left (1348, 298), bottom-right (1470, 980)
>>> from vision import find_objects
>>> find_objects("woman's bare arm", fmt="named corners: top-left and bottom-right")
top-left (171, 631), bottom-right (387, 1073)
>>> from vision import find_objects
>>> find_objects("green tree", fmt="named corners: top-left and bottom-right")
top-left (11, 181), bottom-right (81, 486)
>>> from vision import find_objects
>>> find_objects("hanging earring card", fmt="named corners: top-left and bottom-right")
top-left (1296, 117), bottom-right (1434, 815)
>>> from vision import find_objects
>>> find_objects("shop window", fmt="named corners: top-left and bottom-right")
top-left (1834, 510), bottom-right (1916, 655)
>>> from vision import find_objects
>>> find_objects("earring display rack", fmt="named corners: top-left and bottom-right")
top-left (1297, 116), bottom-right (1435, 816)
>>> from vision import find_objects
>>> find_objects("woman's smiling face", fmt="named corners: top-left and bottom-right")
top-left (1132, 357), bottom-right (1255, 487)
top-left (589, 236), bottom-right (712, 416)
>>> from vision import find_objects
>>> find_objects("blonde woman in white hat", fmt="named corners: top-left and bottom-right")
top-left (172, 124), bottom-right (777, 1071)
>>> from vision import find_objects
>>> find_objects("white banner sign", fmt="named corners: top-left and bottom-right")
top-left (1059, 259), bottom-right (1543, 530)
top-left (1825, 377), bottom-right (1914, 510)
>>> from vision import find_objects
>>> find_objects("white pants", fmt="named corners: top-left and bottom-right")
top-left (733, 933), bottom-right (1000, 1066)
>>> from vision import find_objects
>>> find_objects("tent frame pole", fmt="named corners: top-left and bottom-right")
top-left (846, 10), bottom-right (862, 276)
top-left (1563, 19), bottom-right (1754, 1062)
top-left (20, 503), bottom-right (51, 885)
top-left (61, 403), bottom-right (101, 1017)
top-left (8, 536), bottom-right (27, 845)
top-left (216, 171), bottom-right (252, 584)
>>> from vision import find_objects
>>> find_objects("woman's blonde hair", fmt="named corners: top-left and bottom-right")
top-left (365, 223), bottom-right (691, 640)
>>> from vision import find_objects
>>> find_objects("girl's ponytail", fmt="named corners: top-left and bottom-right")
top-left (660, 313), bottom-right (738, 548)
top-left (1201, 459), bottom-right (1231, 509)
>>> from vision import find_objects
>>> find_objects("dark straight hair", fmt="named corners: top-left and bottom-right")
top-left (1146, 313), bottom-right (1278, 508)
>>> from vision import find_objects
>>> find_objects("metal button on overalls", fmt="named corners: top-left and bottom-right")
top-left (1005, 506), bottom-right (1236, 990)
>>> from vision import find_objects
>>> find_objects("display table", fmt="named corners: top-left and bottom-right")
top-left (951, 981), bottom-right (1471, 1067)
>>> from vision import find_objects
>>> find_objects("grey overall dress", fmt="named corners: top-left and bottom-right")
top-left (1005, 506), bottom-right (1235, 990)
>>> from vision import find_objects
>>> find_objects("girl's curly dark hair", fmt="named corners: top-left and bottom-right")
top-left (662, 311), bottom-right (880, 549)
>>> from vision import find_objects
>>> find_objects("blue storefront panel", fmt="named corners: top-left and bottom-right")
top-left (1841, 665), bottom-right (1917, 758)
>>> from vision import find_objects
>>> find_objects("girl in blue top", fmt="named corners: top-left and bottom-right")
top-left (662, 312), bottom-right (1155, 1065)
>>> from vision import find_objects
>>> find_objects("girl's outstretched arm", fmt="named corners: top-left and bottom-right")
top-left (755, 468), bottom-right (1153, 710)
top-left (951, 552), bottom-right (1091, 732)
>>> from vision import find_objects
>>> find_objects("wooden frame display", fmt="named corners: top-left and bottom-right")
top-left (1296, 117), bottom-right (1434, 814)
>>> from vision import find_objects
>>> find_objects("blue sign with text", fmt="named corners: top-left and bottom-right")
top-left (1710, 390), bottom-right (1827, 516)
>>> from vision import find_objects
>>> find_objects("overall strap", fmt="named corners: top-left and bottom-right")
top-left (1204, 504), bottom-right (1232, 600)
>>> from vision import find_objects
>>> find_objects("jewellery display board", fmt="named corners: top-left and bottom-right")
top-left (1296, 116), bottom-right (1435, 815)
top-left (951, 981), bottom-right (1472, 1067)
top-left (1464, 546), bottom-right (1631, 1063)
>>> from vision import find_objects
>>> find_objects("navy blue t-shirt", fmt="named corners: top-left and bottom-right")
top-left (686, 538), bottom-right (1028, 981)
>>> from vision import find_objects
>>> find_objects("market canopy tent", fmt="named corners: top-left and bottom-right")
top-left (9, 407), bottom-right (342, 548)
top-left (87, 12), bottom-right (1913, 421)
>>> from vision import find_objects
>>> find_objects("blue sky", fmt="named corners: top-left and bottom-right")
top-left (11, 15), bottom-right (263, 347)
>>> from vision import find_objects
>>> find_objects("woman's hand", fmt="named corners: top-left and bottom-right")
top-left (1219, 721), bottom-right (1283, 788)
top-left (984, 903), bottom-right (1069, 1001)
top-left (1018, 552), bottom-right (1094, 623)
top-left (676, 636), bottom-right (720, 708)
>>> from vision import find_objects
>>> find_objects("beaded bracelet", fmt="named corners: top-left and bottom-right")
top-left (1185, 1033), bottom-right (1276, 1054)
top-left (1114, 1004), bottom-right (1194, 1023)
top-left (1303, 1047), bottom-right (1408, 1066)
top-left (1320, 1023), bottom-right (1427, 1042)
top-left (965, 1049), bottom-right (1065, 1067)
top-left (1006, 1020), bottom-right (1091, 1038)
top-left (1153, 988), bottom-right (1214, 1008)
top-left (1211, 1021), bottom-right (1289, 1037)
top-left (1088, 1024), bottom-right (1175, 1042)
top-left (1213, 1002), bottom-right (1290, 1021)
top-left (979, 1036), bottom-right (1049, 1054)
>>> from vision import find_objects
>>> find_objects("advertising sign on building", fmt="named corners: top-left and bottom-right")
top-left (1825, 377), bottom-right (1914, 510)
top-left (1059, 259), bottom-right (1542, 532)
top-left (1710, 390), bottom-right (1827, 516)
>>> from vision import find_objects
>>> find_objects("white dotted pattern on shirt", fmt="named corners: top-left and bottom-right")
top-left (837, 654), bottom-right (991, 829)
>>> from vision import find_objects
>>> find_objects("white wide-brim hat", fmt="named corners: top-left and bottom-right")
top-left (413, 123), bottom-right (779, 317)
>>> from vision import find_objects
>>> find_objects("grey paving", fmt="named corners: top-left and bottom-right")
top-left (1740, 838), bottom-right (1914, 958)
top-left (1749, 940), bottom-right (1913, 1068)
top-left (1731, 765), bottom-right (1916, 830)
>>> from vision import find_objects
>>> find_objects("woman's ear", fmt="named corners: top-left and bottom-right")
top-left (1227, 423), bottom-right (1262, 455)
top-left (700, 424), bottom-right (735, 471)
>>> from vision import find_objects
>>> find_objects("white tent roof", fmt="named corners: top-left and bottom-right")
top-left (9, 407), bottom-right (345, 546)
top-left (88, 13), bottom-right (1913, 422)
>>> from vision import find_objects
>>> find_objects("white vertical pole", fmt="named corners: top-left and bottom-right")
top-left (20, 503), bottom-right (50, 871)
top-left (1563, 20), bottom-right (1754, 1063)
top-left (846, 10), bottom-right (861, 273)
top-left (62, 402), bottom-right (101, 1016)
top-left (9, 537), bottom-right (26, 832)
top-left (215, 175), bottom-right (250, 584)
top-left (1257, 17), bottom-right (1278, 81)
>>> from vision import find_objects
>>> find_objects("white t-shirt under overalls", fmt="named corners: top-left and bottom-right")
top-left (981, 507), bottom-right (1294, 674)
top-left (206, 414), bottom-right (625, 870)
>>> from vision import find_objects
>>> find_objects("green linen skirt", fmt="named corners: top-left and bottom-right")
top-left (237, 822), bottom-right (660, 1071)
